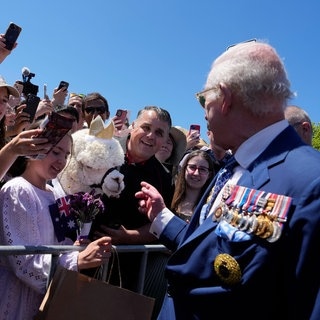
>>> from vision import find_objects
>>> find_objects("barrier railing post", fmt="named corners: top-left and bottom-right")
top-left (0, 244), bottom-right (170, 294)
top-left (137, 250), bottom-right (148, 293)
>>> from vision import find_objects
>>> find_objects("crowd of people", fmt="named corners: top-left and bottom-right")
top-left (1, 30), bottom-right (320, 320)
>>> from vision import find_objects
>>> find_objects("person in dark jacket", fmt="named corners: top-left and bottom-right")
top-left (91, 106), bottom-right (174, 295)
top-left (136, 40), bottom-right (320, 320)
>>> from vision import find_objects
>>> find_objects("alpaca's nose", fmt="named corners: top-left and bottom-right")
top-left (113, 175), bottom-right (124, 188)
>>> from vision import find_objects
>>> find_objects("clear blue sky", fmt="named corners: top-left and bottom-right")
top-left (1, 0), bottom-right (319, 143)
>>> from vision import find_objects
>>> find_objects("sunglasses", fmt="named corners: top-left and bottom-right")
top-left (226, 38), bottom-right (256, 51)
top-left (84, 106), bottom-right (106, 115)
top-left (195, 86), bottom-right (220, 108)
top-left (70, 93), bottom-right (86, 99)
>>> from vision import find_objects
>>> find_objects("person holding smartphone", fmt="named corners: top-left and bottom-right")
top-left (0, 34), bottom-right (16, 63)
top-left (112, 109), bottom-right (131, 137)
top-left (0, 134), bottom-right (112, 320)
top-left (6, 95), bottom-right (56, 141)
top-left (0, 23), bottom-right (21, 64)
top-left (0, 76), bottom-right (53, 184)
top-left (51, 81), bottom-right (69, 108)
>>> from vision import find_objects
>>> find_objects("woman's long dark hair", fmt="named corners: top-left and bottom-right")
top-left (171, 149), bottom-right (215, 213)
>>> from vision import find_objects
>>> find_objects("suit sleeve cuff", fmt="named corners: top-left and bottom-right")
top-left (149, 207), bottom-right (175, 238)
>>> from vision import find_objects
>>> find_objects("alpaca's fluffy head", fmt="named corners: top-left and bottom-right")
top-left (58, 125), bottom-right (125, 197)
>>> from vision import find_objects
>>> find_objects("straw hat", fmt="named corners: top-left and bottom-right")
top-left (165, 126), bottom-right (187, 165)
top-left (0, 76), bottom-right (20, 98)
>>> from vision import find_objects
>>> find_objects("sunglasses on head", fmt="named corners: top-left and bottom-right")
top-left (226, 38), bottom-right (256, 51)
top-left (84, 106), bottom-right (106, 114)
top-left (70, 93), bottom-right (86, 99)
top-left (195, 39), bottom-right (257, 108)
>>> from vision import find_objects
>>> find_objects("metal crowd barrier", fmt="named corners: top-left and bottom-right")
top-left (0, 244), bottom-right (170, 294)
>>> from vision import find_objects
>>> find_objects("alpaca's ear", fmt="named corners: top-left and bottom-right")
top-left (89, 116), bottom-right (115, 139)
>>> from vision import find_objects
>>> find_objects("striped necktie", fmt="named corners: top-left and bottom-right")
top-left (199, 156), bottom-right (238, 224)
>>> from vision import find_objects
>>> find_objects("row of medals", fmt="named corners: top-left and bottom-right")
top-left (212, 184), bottom-right (287, 243)
top-left (212, 184), bottom-right (289, 285)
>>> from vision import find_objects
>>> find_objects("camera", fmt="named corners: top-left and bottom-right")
top-left (20, 67), bottom-right (39, 96)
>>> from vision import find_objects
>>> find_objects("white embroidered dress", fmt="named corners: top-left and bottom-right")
top-left (0, 177), bottom-right (78, 320)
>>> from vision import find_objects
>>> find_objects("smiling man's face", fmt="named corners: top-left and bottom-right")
top-left (127, 110), bottom-right (170, 163)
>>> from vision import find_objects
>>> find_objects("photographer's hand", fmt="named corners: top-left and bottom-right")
top-left (186, 130), bottom-right (200, 150)
top-left (52, 87), bottom-right (68, 108)
top-left (0, 34), bottom-right (17, 64)
top-left (0, 128), bottom-right (52, 180)
top-left (34, 98), bottom-right (53, 119)
top-left (5, 105), bottom-right (32, 138)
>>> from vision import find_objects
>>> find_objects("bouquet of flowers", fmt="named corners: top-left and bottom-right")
top-left (68, 189), bottom-right (104, 239)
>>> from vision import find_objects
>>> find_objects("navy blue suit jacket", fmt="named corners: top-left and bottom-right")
top-left (158, 126), bottom-right (320, 320)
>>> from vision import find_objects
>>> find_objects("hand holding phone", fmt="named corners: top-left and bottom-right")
top-left (114, 109), bottom-right (128, 130)
top-left (37, 111), bottom-right (74, 143)
top-left (3, 22), bottom-right (22, 50)
top-left (57, 81), bottom-right (69, 91)
top-left (189, 124), bottom-right (200, 136)
top-left (32, 112), bottom-right (74, 159)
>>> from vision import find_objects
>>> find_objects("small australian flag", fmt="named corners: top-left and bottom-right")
top-left (49, 196), bottom-right (78, 242)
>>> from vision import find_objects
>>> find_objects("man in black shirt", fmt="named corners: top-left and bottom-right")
top-left (92, 106), bottom-right (173, 292)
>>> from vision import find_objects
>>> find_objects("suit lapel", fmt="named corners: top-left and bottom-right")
top-left (238, 126), bottom-right (299, 189)
top-left (180, 126), bottom-right (301, 246)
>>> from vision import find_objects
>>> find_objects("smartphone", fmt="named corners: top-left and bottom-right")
top-left (57, 81), bottom-right (69, 91)
top-left (37, 111), bottom-right (74, 143)
top-left (24, 94), bottom-right (40, 123)
top-left (114, 109), bottom-right (128, 130)
top-left (3, 22), bottom-right (22, 50)
top-left (33, 112), bottom-right (74, 159)
top-left (43, 83), bottom-right (49, 99)
top-left (189, 124), bottom-right (201, 136)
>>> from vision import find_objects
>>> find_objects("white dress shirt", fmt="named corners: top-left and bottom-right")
top-left (150, 120), bottom-right (289, 238)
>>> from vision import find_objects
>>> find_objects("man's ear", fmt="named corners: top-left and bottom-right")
top-left (301, 121), bottom-right (312, 139)
top-left (219, 83), bottom-right (232, 115)
top-left (302, 121), bottom-right (311, 133)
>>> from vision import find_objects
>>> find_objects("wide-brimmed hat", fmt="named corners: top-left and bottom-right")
top-left (0, 76), bottom-right (20, 98)
top-left (166, 126), bottom-right (187, 165)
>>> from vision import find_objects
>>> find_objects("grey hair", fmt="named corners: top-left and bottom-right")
top-left (206, 41), bottom-right (294, 117)
top-left (284, 105), bottom-right (312, 126)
